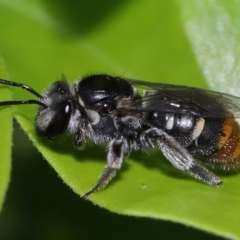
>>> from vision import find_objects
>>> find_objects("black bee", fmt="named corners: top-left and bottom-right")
top-left (1, 74), bottom-right (240, 199)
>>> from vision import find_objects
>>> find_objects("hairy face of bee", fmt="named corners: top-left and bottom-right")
top-left (35, 80), bottom-right (75, 139)
top-left (1, 74), bottom-right (240, 199)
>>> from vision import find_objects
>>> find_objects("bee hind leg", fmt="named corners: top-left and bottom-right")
top-left (82, 136), bottom-right (129, 200)
top-left (144, 128), bottom-right (222, 186)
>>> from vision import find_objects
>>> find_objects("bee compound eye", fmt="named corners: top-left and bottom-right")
top-left (46, 102), bottom-right (72, 140)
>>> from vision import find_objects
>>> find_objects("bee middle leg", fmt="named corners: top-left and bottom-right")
top-left (82, 135), bottom-right (129, 199)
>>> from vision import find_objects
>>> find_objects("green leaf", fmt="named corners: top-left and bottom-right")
top-left (0, 57), bottom-right (12, 211)
top-left (0, 0), bottom-right (239, 238)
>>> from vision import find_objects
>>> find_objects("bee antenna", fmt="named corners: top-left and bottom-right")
top-left (0, 100), bottom-right (47, 108)
top-left (0, 78), bottom-right (47, 108)
top-left (0, 78), bottom-right (43, 99)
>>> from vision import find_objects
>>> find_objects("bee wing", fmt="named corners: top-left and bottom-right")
top-left (117, 80), bottom-right (240, 118)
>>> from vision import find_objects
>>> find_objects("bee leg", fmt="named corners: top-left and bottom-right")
top-left (74, 129), bottom-right (85, 147)
top-left (74, 122), bottom-right (87, 147)
top-left (82, 167), bottom-right (117, 200)
top-left (82, 136), bottom-right (129, 200)
top-left (144, 128), bottom-right (222, 186)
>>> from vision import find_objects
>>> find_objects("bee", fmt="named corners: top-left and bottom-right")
top-left (1, 74), bottom-right (240, 199)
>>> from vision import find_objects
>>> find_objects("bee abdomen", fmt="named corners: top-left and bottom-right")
top-left (147, 111), bottom-right (240, 169)
top-left (147, 112), bottom-right (206, 147)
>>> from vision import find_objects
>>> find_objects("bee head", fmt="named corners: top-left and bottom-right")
top-left (35, 80), bottom-right (76, 140)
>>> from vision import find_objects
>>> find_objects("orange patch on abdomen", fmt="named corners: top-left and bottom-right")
top-left (218, 118), bottom-right (234, 148)
top-left (209, 118), bottom-right (240, 170)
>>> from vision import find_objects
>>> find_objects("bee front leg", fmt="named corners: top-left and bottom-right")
top-left (82, 136), bottom-right (129, 200)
